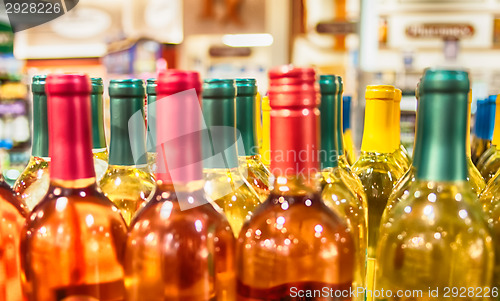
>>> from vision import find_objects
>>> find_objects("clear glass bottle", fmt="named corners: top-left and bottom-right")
top-left (385, 85), bottom-right (486, 223)
top-left (376, 69), bottom-right (493, 301)
top-left (471, 97), bottom-right (494, 164)
top-left (260, 95), bottom-right (271, 170)
top-left (202, 79), bottom-right (261, 237)
top-left (237, 66), bottom-right (354, 300)
top-left (235, 78), bottom-right (270, 202)
top-left (351, 85), bottom-right (405, 293)
top-left (146, 78), bottom-right (157, 174)
top-left (99, 79), bottom-right (155, 225)
top-left (21, 74), bottom-right (128, 301)
top-left (318, 74), bottom-right (367, 301)
top-left (125, 70), bottom-right (235, 301)
top-left (90, 78), bottom-right (109, 182)
top-left (13, 75), bottom-right (50, 211)
top-left (343, 95), bottom-right (357, 165)
top-left (392, 88), bottom-right (411, 171)
top-left (0, 171), bottom-right (27, 300)
top-left (478, 95), bottom-right (500, 183)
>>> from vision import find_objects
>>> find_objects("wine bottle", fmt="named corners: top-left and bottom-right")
top-left (471, 97), bottom-right (494, 164)
top-left (146, 78), bottom-right (157, 174)
top-left (202, 79), bottom-right (261, 237)
top-left (125, 70), bottom-right (236, 301)
top-left (21, 74), bottom-right (128, 301)
top-left (351, 85), bottom-right (405, 293)
top-left (383, 83), bottom-right (485, 224)
top-left (260, 95), bottom-right (271, 169)
top-left (478, 95), bottom-right (500, 183)
top-left (99, 79), bottom-right (155, 225)
top-left (343, 95), bottom-right (356, 165)
top-left (14, 75), bottom-right (50, 211)
top-left (391, 88), bottom-right (411, 171)
top-left (90, 78), bottom-right (109, 182)
top-left (318, 74), bottom-right (367, 301)
top-left (237, 66), bottom-right (354, 300)
top-left (235, 78), bottom-right (271, 202)
top-left (376, 68), bottom-right (493, 300)
top-left (0, 174), bottom-right (26, 300)
top-left (255, 91), bottom-right (263, 154)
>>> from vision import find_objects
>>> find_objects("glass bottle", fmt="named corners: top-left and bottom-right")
top-left (260, 95), bottom-right (271, 169)
top-left (235, 78), bottom-right (270, 202)
top-left (392, 88), bottom-right (411, 171)
top-left (343, 95), bottom-right (356, 165)
top-left (13, 75), bottom-right (50, 211)
top-left (146, 78), bottom-right (157, 174)
top-left (318, 74), bottom-right (367, 301)
top-left (471, 97), bottom-right (494, 164)
top-left (202, 79), bottom-right (261, 237)
top-left (125, 70), bottom-right (235, 301)
top-left (99, 79), bottom-right (155, 225)
top-left (478, 95), bottom-right (500, 183)
top-left (384, 83), bottom-right (486, 223)
top-left (376, 68), bottom-right (493, 301)
top-left (237, 66), bottom-right (354, 300)
top-left (90, 78), bottom-right (109, 182)
top-left (21, 74), bottom-right (128, 301)
top-left (351, 85), bottom-right (405, 292)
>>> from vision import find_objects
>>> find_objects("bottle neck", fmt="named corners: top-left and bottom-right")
top-left (392, 100), bottom-right (401, 150)
top-left (32, 92), bottom-right (49, 157)
top-left (49, 94), bottom-right (95, 181)
top-left (156, 89), bottom-right (203, 184)
top-left (361, 98), bottom-right (394, 153)
top-left (202, 96), bottom-right (238, 169)
top-left (261, 100), bottom-right (271, 166)
top-left (270, 174), bottom-right (320, 198)
top-left (343, 97), bottom-right (351, 132)
top-left (236, 95), bottom-right (258, 156)
top-left (492, 100), bottom-right (500, 146)
top-left (146, 93), bottom-right (157, 153)
top-left (319, 93), bottom-right (341, 169)
top-left (91, 92), bottom-right (107, 149)
top-left (414, 91), bottom-right (468, 181)
top-left (466, 100), bottom-right (472, 157)
top-left (270, 105), bottom-right (320, 179)
top-left (109, 96), bottom-right (147, 166)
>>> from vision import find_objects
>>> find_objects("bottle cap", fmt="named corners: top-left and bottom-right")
top-left (420, 69), bottom-right (469, 94)
top-left (236, 78), bottom-right (257, 96)
top-left (46, 74), bottom-right (94, 180)
top-left (156, 70), bottom-right (203, 183)
top-left (268, 65), bottom-right (317, 108)
top-left (394, 88), bottom-right (402, 103)
top-left (146, 78), bottom-right (157, 96)
top-left (32, 75), bottom-right (47, 93)
top-left (319, 74), bottom-right (343, 95)
top-left (202, 79), bottom-right (235, 98)
top-left (90, 77), bottom-right (103, 94)
top-left (365, 85), bottom-right (395, 100)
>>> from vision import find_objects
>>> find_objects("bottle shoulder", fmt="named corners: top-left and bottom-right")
top-left (352, 153), bottom-right (404, 178)
top-left (384, 181), bottom-right (486, 231)
top-left (132, 187), bottom-right (233, 235)
top-left (99, 166), bottom-right (156, 190)
top-left (26, 185), bottom-right (127, 234)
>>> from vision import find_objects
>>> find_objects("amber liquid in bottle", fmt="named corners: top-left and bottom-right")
top-left (21, 74), bottom-right (128, 301)
top-left (0, 179), bottom-right (27, 301)
top-left (125, 182), bottom-right (236, 301)
top-left (237, 66), bottom-right (354, 301)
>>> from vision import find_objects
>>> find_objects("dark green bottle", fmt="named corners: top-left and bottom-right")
top-left (99, 79), bottom-right (155, 225)
top-left (202, 78), bottom-right (260, 236)
top-left (146, 78), bottom-right (157, 173)
top-left (235, 78), bottom-right (270, 201)
top-left (376, 69), bottom-right (493, 300)
top-left (90, 78), bottom-right (108, 181)
top-left (13, 75), bottom-right (50, 211)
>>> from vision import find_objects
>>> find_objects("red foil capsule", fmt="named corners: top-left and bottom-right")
top-left (46, 74), bottom-right (94, 181)
top-left (156, 70), bottom-right (203, 183)
top-left (268, 65), bottom-right (320, 177)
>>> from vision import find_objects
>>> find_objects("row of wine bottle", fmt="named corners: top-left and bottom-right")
top-left (0, 66), bottom-right (498, 301)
